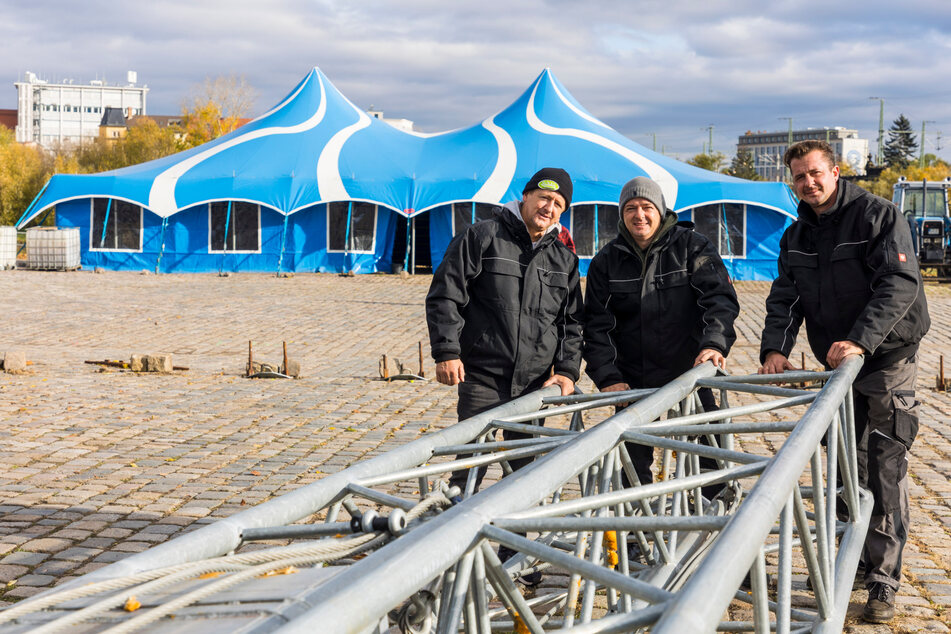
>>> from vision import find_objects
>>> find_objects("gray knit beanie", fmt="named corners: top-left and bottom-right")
top-left (618, 176), bottom-right (666, 214)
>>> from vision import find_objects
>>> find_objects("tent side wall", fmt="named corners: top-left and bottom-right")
top-left (157, 204), bottom-right (285, 273)
top-left (55, 199), bottom-right (399, 274)
top-left (283, 203), bottom-right (398, 274)
top-left (56, 198), bottom-right (164, 271)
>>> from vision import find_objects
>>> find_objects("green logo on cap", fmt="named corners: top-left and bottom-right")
top-left (538, 179), bottom-right (560, 191)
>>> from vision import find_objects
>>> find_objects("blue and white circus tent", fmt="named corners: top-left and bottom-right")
top-left (18, 67), bottom-right (798, 279)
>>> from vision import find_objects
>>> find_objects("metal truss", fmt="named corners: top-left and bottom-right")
top-left (0, 357), bottom-right (868, 633)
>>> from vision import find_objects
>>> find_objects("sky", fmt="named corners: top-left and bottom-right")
top-left (4, 0), bottom-right (951, 164)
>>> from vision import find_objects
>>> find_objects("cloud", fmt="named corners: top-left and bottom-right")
top-left (2, 0), bottom-right (951, 159)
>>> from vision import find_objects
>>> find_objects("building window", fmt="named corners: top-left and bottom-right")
top-left (452, 202), bottom-right (496, 235)
top-left (91, 198), bottom-right (142, 251)
top-left (571, 204), bottom-right (619, 257)
top-left (692, 203), bottom-right (745, 258)
top-left (328, 201), bottom-right (376, 253)
top-left (209, 201), bottom-right (260, 252)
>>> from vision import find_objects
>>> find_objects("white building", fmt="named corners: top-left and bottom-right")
top-left (366, 107), bottom-right (414, 132)
top-left (737, 127), bottom-right (869, 181)
top-left (15, 71), bottom-right (148, 147)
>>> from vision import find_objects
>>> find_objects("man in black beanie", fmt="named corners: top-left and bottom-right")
top-left (426, 167), bottom-right (583, 503)
top-left (583, 176), bottom-right (740, 487)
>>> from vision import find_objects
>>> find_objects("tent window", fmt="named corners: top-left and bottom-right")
top-left (571, 204), bottom-right (619, 257)
top-left (692, 203), bottom-right (746, 258)
top-left (328, 202), bottom-right (377, 253)
top-left (91, 198), bottom-right (142, 251)
top-left (210, 201), bottom-right (260, 252)
top-left (597, 205), bottom-right (619, 252)
top-left (452, 202), bottom-right (496, 235)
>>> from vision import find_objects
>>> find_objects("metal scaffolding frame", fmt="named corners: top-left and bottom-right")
top-left (0, 357), bottom-right (868, 633)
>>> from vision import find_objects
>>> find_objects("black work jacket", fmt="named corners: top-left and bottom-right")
top-left (426, 205), bottom-right (583, 395)
top-left (760, 179), bottom-right (930, 373)
top-left (583, 223), bottom-right (739, 389)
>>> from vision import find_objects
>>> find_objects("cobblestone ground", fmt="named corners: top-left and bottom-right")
top-left (0, 270), bottom-right (948, 631)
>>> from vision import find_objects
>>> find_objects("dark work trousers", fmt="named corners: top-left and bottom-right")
top-left (620, 387), bottom-right (721, 489)
top-left (850, 357), bottom-right (918, 591)
top-left (447, 378), bottom-right (547, 494)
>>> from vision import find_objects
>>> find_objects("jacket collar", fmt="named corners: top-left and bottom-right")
top-left (796, 179), bottom-right (860, 226)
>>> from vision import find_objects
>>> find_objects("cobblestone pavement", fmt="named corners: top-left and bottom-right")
top-left (0, 270), bottom-right (948, 631)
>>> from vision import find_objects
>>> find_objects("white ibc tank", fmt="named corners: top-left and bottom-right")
top-left (26, 227), bottom-right (81, 270)
top-left (0, 226), bottom-right (16, 269)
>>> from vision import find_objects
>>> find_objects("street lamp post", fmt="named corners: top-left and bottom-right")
top-left (869, 97), bottom-right (884, 165)
top-left (920, 120), bottom-right (936, 167)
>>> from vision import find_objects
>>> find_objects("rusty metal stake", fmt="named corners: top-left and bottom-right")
top-left (247, 340), bottom-right (253, 377)
top-left (382, 354), bottom-right (389, 380)
top-left (418, 341), bottom-right (425, 378)
top-left (939, 355), bottom-right (946, 391)
top-left (283, 341), bottom-right (289, 376)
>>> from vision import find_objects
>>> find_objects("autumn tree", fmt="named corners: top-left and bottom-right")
top-left (179, 101), bottom-right (237, 148)
top-left (687, 151), bottom-right (727, 173)
top-left (853, 161), bottom-right (951, 199)
top-left (121, 117), bottom-right (180, 164)
top-left (180, 74), bottom-right (258, 148)
top-left (0, 127), bottom-right (54, 226)
top-left (726, 150), bottom-right (760, 180)
top-left (883, 114), bottom-right (918, 169)
top-left (192, 74), bottom-right (258, 122)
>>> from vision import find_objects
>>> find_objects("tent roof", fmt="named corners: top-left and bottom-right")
top-left (18, 67), bottom-right (797, 228)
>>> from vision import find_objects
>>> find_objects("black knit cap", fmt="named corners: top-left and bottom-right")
top-left (522, 167), bottom-right (572, 209)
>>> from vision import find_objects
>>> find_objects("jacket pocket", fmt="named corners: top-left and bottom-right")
top-left (478, 257), bottom-right (524, 312)
top-left (653, 269), bottom-right (692, 319)
top-left (787, 250), bottom-right (819, 301)
top-left (460, 323), bottom-right (490, 358)
top-left (537, 267), bottom-right (568, 318)
top-left (892, 390), bottom-right (919, 449)
top-left (831, 242), bottom-right (870, 297)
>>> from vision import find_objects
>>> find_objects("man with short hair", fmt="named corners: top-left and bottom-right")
top-left (583, 176), bottom-right (739, 487)
top-left (426, 167), bottom-right (583, 498)
top-left (759, 140), bottom-right (930, 623)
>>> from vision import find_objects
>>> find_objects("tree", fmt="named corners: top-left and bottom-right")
top-left (179, 100), bottom-right (246, 149)
top-left (121, 118), bottom-right (180, 164)
top-left (853, 162), bottom-right (951, 200)
top-left (687, 151), bottom-right (727, 173)
top-left (726, 150), bottom-right (760, 180)
top-left (178, 74), bottom-right (258, 149)
top-left (0, 127), bottom-right (54, 226)
top-left (837, 161), bottom-right (856, 177)
top-left (883, 114), bottom-right (918, 169)
top-left (191, 74), bottom-right (258, 122)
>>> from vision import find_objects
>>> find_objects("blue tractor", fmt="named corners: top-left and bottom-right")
top-left (893, 176), bottom-right (951, 276)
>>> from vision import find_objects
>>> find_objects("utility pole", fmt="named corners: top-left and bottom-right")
top-left (706, 125), bottom-right (714, 154)
top-left (778, 117), bottom-right (793, 146)
top-left (920, 120), bottom-right (936, 167)
top-left (778, 117), bottom-right (793, 181)
top-left (869, 97), bottom-right (884, 165)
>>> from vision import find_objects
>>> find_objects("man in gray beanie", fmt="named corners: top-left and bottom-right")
top-left (583, 175), bottom-right (740, 487)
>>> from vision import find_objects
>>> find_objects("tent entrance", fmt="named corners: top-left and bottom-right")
top-left (392, 215), bottom-right (431, 275)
